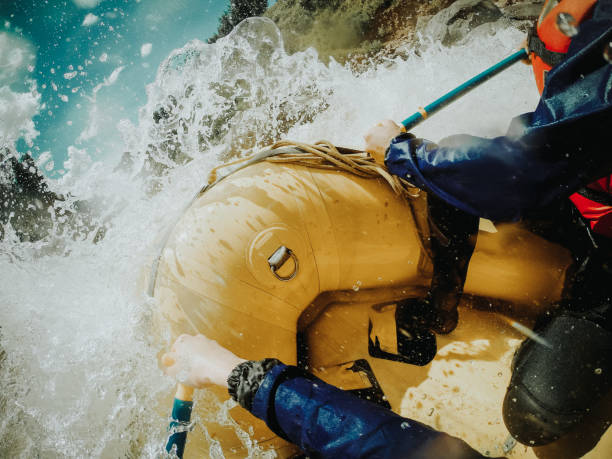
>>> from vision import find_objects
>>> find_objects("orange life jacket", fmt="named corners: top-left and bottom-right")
top-left (528, 0), bottom-right (612, 238)
top-left (529, 0), bottom-right (598, 93)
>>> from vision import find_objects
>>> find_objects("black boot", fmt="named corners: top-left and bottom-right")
top-left (503, 230), bottom-right (612, 446)
top-left (503, 308), bottom-right (612, 446)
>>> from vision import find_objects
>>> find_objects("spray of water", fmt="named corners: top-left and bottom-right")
top-left (0, 17), bottom-right (538, 457)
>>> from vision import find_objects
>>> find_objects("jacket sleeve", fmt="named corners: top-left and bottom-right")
top-left (386, 6), bottom-right (612, 222)
top-left (244, 362), bottom-right (484, 459)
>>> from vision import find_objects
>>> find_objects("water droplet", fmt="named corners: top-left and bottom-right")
top-left (352, 280), bottom-right (362, 291)
top-left (604, 41), bottom-right (612, 63)
top-left (399, 327), bottom-right (413, 339)
top-left (556, 12), bottom-right (579, 37)
top-left (594, 367), bottom-right (603, 375)
top-left (400, 421), bottom-right (410, 429)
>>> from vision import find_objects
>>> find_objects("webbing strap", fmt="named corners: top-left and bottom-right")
top-left (527, 27), bottom-right (567, 67)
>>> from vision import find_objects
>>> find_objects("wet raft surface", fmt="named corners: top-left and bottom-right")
top-left (154, 162), bottom-right (611, 457)
top-left (307, 301), bottom-right (612, 459)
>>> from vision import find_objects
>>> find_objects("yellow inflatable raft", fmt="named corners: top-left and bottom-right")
top-left (150, 143), bottom-right (611, 458)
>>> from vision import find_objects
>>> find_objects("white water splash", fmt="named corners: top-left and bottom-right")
top-left (0, 17), bottom-right (538, 457)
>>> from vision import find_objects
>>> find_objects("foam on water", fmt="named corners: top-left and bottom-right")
top-left (0, 17), bottom-right (538, 457)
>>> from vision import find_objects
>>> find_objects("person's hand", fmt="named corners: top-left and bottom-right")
top-left (363, 119), bottom-right (404, 164)
top-left (161, 334), bottom-right (246, 389)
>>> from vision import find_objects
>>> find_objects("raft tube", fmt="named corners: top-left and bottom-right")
top-left (150, 147), bottom-right (611, 458)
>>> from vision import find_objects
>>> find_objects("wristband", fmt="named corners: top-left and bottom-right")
top-left (227, 358), bottom-right (281, 411)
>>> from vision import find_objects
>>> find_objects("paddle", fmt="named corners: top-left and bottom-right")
top-left (400, 48), bottom-right (529, 131)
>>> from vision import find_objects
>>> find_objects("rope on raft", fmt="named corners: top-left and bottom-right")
top-left (207, 139), bottom-right (422, 200)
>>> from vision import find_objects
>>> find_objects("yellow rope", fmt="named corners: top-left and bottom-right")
top-left (264, 140), bottom-right (421, 199)
top-left (207, 154), bottom-right (257, 185)
top-left (205, 139), bottom-right (421, 200)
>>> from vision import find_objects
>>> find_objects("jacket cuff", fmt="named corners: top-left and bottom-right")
top-left (227, 359), bottom-right (282, 412)
top-left (384, 135), bottom-right (436, 190)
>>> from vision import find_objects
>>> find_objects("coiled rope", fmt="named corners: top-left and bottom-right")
top-left (207, 139), bottom-right (421, 200)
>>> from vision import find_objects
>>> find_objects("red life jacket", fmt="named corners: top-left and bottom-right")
top-left (569, 177), bottom-right (612, 238)
top-left (528, 0), bottom-right (612, 238)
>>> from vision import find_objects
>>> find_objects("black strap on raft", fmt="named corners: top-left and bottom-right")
top-left (344, 359), bottom-right (391, 409)
top-left (527, 27), bottom-right (567, 67)
top-left (296, 332), bottom-right (391, 410)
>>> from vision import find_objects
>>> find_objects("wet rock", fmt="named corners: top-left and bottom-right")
top-left (502, 1), bottom-right (544, 22)
top-left (421, 0), bottom-right (503, 46)
top-left (0, 147), bottom-right (103, 243)
top-left (0, 148), bottom-right (60, 241)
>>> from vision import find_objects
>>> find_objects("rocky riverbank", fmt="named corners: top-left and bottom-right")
top-left (265, 0), bottom-right (543, 63)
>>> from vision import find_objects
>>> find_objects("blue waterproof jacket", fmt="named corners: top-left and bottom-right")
top-left (248, 363), bottom-right (484, 458)
top-left (385, 1), bottom-right (612, 222)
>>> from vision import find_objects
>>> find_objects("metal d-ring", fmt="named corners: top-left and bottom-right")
top-left (267, 245), bottom-right (299, 281)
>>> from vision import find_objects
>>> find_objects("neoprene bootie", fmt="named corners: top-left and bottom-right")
top-left (368, 299), bottom-right (438, 366)
top-left (503, 311), bottom-right (612, 446)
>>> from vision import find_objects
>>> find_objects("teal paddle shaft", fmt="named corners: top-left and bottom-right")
top-left (166, 398), bottom-right (193, 457)
top-left (165, 384), bottom-right (194, 458)
top-left (401, 48), bottom-right (529, 131)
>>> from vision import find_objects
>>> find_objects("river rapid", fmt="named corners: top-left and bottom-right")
top-left (0, 17), bottom-right (538, 458)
